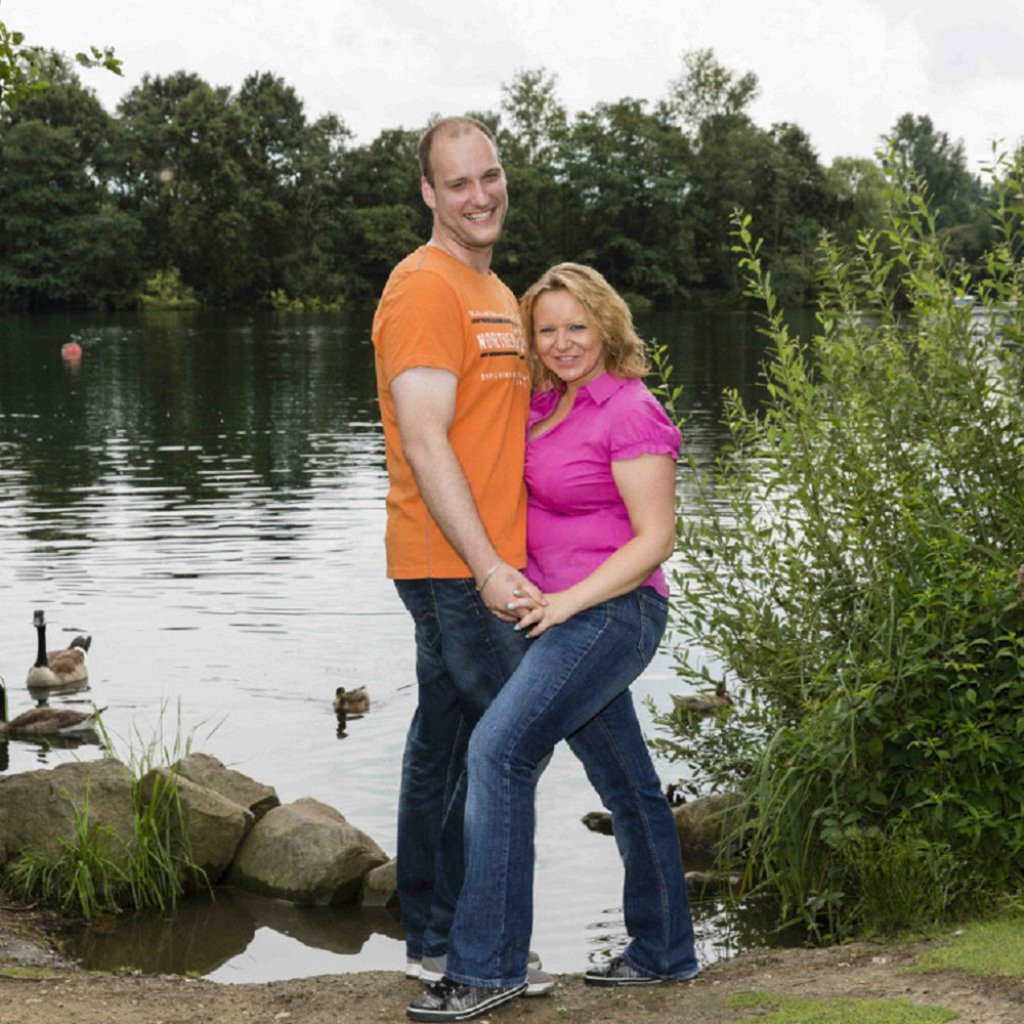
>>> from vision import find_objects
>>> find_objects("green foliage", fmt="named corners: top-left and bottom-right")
top-left (268, 288), bottom-right (344, 313)
top-left (727, 992), bottom-right (956, 1024)
top-left (138, 267), bottom-right (199, 310)
top-left (0, 40), bottom-right (998, 310)
top-left (3, 711), bottom-right (210, 920)
top-left (5, 780), bottom-right (126, 918)
top-left (0, 16), bottom-right (119, 112)
top-left (661, 155), bottom-right (1024, 939)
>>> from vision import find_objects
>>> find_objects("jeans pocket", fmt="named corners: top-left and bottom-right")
top-left (395, 579), bottom-right (441, 649)
top-left (636, 587), bottom-right (668, 664)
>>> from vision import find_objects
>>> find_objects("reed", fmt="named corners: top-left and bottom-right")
top-left (3, 705), bottom-right (214, 919)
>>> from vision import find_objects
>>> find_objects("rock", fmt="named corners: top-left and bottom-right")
top-left (361, 856), bottom-right (398, 908)
top-left (138, 767), bottom-right (254, 887)
top-left (0, 759), bottom-right (135, 867)
top-left (226, 798), bottom-right (388, 905)
top-left (173, 752), bottom-right (280, 822)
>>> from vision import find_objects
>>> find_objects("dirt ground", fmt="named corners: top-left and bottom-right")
top-left (2, 904), bottom-right (1023, 1024)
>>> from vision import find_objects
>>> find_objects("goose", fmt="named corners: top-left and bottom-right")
top-left (0, 676), bottom-right (105, 738)
top-left (333, 686), bottom-right (370, 717)
top-left (25, 609), bottom-right (91, 691)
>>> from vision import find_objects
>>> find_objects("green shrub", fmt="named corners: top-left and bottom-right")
top-left (659, 153), bottom-right (1024, 939)
top-left (139, 266), bottom-right (200, 310)
top-left (268, 288), bottom-right (344, 313)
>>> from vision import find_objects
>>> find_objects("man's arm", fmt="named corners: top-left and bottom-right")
top-left (390, 366), bottom-right (542, 620)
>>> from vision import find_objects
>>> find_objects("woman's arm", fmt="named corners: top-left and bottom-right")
top-left (512, 452), bottom-right (676, 637)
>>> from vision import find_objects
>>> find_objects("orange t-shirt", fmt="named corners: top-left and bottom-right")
top-left (372, 246), bottom-right (530, 579)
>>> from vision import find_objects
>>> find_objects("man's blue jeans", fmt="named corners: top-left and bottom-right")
top-left (394, 577), bottom-right (528, 960)
top-left (445, 586), bottom-right (699, 985)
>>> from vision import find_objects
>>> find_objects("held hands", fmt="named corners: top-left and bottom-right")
top-left (477, 562), bottom-right (546, 622)
top-left (505, 589), bottom-right (578, 638)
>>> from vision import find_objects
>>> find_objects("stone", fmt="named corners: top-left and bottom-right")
top-left (138, 767), bottom-right (254, 887)
top-left (361, 856), bottom-right (398, 907)
top-left (226, 798), bottom-right (388, 905)
top-left (173, 752), bottom-right (279, 822)
top-left (0, 759), bottom-right (135, 867)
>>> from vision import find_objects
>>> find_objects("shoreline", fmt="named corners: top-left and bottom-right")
top-left (2, 905), bottom-right (1023, 1024)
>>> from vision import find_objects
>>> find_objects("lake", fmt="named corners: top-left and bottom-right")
top-left (0, 306), bottom-right (775, 981)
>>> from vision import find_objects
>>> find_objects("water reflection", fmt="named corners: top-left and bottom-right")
top-left (64, 888), bottom-right (405, 978)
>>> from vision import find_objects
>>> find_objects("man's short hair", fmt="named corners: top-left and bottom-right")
top-left (417, 116), bottom-right (499, 185)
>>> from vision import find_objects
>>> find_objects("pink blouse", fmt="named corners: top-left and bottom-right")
top-left (524, 373), bottom-right (682, 597)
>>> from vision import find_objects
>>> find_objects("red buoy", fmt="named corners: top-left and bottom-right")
top-left (61, 340), bottom-right (83, 362)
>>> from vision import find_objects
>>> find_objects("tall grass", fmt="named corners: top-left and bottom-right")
top-left (3, 704), bottom-right (215, 919)
top-left (657, 152), bottom-right (1024, 939)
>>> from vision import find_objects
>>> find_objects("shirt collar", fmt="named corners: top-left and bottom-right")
top-left (578, 372), bottom-right (626, 405)
top-left (533, 372), bottom-right (625, 412)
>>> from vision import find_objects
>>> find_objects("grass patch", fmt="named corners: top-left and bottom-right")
top-left (728, 992), bottom-right (956, 1023)
top-left (910, 912), bottom-right (1024, 979)
top-left (2, 705), bottom-right (219, 919)
top-left (0, 966), bottom-right (65, 980)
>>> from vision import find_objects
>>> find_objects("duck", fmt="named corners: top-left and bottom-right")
top-left (0, 675), bottom-right (105, 738)
top-left (670, 680), bottom-right (733, 714)
top-left (333, 686), bottom-right (370, 717)
top-left (25, 609), bottom-right (91, 691)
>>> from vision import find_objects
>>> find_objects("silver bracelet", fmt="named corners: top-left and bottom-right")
top-left (475, 561), bottom-right (503, 592)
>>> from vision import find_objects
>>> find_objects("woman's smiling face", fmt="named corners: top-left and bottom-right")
top-left (531, 289), bottom-right (606, 391)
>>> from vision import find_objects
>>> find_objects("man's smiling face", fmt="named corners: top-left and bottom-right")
top-left (422, 126), bottom-right (508, 269)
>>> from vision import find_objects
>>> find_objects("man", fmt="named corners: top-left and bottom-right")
top-left (371, 116), bottom-right (546, 999)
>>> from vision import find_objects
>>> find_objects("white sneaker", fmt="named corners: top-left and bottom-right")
top-left (406, 957), bottom-right (422, 979)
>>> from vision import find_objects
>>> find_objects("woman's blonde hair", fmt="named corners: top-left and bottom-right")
top-left (519, 263), bottom-right (649, 391)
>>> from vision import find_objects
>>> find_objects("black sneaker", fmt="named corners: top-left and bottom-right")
top-left (420, 955), bottom-right (553, 996)
top-left (407, 976), bottom-right (528, 1021)
top-left (584, 956), bottom-right (665, 986)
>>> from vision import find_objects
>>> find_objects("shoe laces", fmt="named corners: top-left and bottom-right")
top-left (428, 976), bottom-right (464, 996)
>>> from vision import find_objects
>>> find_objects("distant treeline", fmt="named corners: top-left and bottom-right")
top-left (0, 48), bottom-right (1000, 312)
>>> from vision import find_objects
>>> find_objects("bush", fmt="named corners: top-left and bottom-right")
top-left (658, 153), bottom-right (1024, 939)
top-left (138, 266), bottom-right (200, 310)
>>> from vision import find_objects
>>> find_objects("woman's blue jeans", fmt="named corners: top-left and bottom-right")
top-left (445, 586), bottom-right (699, 986)
top-left (394, 578), bottom-right (528, 960)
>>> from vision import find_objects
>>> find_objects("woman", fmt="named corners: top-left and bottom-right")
top-left (408, 264), bottom-right (698, 1022)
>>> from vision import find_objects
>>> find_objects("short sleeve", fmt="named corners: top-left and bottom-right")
top-left (376, 270), bottom-right (464, 385)
top-left (608, 381), bottom-right (681, 462)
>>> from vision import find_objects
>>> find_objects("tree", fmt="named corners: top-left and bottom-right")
top-left (0, 14), bottom-right (120, 112)
top-left (495, 69), bottom-right (570, 288)
top-left (825, 156), bottom-right (889, 243)
top-left (884, 113), bottom-right (989, 262)
top-left (234, 71), bottom-right (314, 300)
top-left (746, 123), bottom-right (830, 304)
top-left (115, 72), bottom-right (262, 306)
top-left (664, 47), bottom-right (759, 139)
top-left (0, 52), bottom-right (139, 309)
top-left (333, 127), bottom-right (424, 299)
top-left (561, 98), bottom-right (694, 305)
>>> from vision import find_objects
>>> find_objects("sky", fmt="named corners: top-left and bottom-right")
top-left (8, 0), bottom-right (1024, 173)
